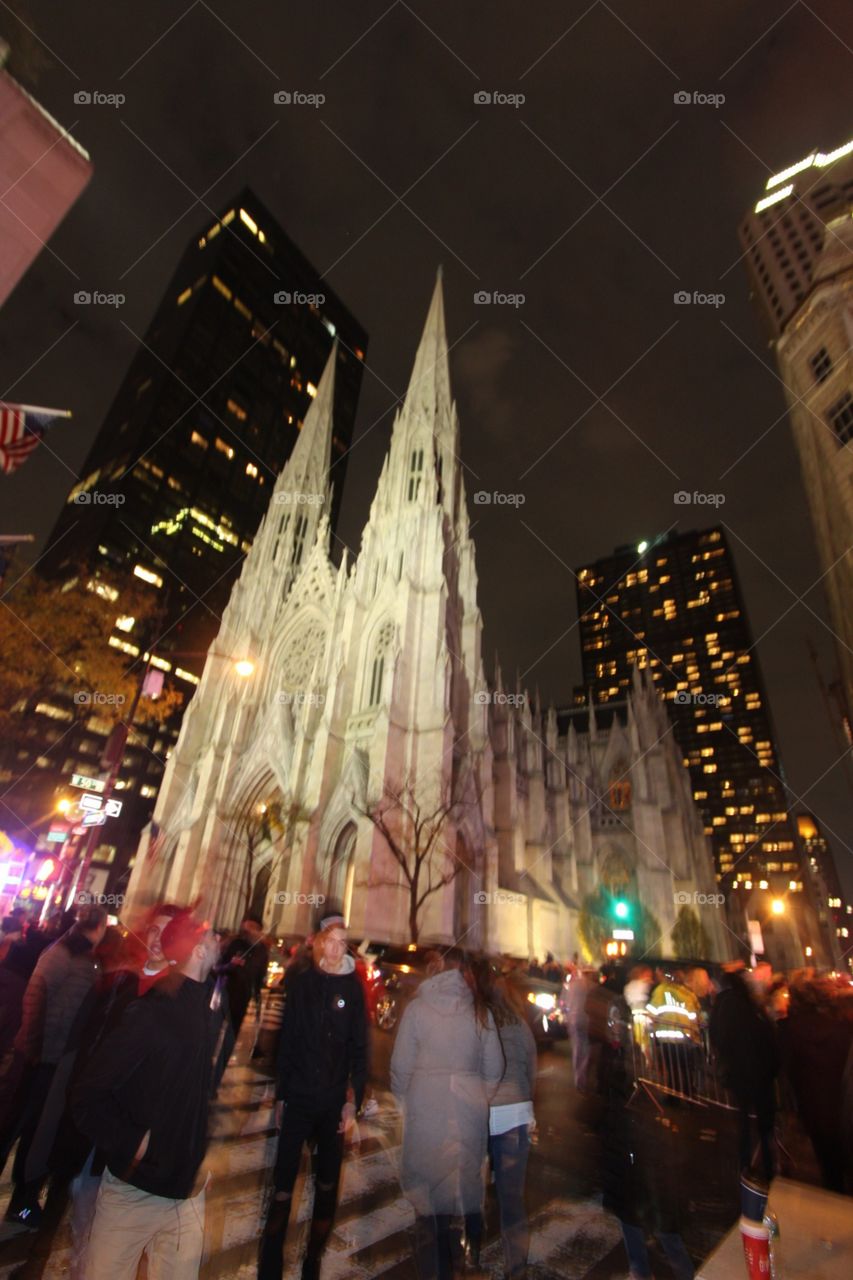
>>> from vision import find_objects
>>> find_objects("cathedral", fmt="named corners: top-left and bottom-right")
top-left (128, 274), bottom-right (728, 962)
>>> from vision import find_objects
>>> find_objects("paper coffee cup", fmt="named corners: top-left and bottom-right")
top-left (740, 1216), bottom-right (771, 1279)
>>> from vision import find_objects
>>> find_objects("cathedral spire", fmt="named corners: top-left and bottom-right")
top-left (400, 267), bottom-right (452, 430)
top-left (271, 339), bottom-right (337, 508)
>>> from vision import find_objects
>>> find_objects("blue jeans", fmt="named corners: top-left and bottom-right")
top-left (621, 1220), bottom-right (695, 1280)
top-left (489, 1125), bottom-right (530, 1279)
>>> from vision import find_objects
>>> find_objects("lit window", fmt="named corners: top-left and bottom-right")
top-left (246, 462), bottom-right (259, 478)
top-left (115, 615), bottom-right (135, 633)
top-left (176, 287), bottom-right (192, 306)
top-left (212, 275), bottom-right (232, 300)
top-left (306, 382), bottom-right (318, 398)
top-left (134, 565), bottom-right (163, 588)
top-left (214, 438), bottom-right (235, 460)
top-left (226, 399), bottom-right (247, 422)
top-left (239, 208), bottom-right (258, 235)
top-left (190, 431), bottom-right (208, 449)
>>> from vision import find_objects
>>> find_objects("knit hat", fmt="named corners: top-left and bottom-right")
top-left (316, 908), bottom-right (346, 933)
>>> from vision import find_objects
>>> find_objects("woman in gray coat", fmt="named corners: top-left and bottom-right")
top-left (391, 950), bottom-right (503, 1280)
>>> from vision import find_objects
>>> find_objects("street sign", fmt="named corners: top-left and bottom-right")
top-left (81, 811), bottom-right (107, 827)
top-left (46, 830), bottom-right (68, 843)
top-left (70, 774), bottom-right (105, 793)
top-left (104, 798), bottom-right (123, 818)
top-left (79, 793), bottom-right (103, 813)
top-left (613, 928), bottom-right (635, 941)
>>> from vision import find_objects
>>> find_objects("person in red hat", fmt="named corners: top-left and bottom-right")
top-left (72, 910), bottom-right (220, 1279)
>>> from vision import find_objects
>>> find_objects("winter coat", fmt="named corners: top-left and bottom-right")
top-left (14, 929), bottom-right (99, 1066)
top-left (72, 971), bottom-right (214, 1200)
top-left (276, 954), bottom-right (368, 1112)
top-left (222, 933), bottom-right (269, 1028)
top-left (780, 1007), bottom-right (853, 1150)
top-left (491, 1016), bottom-right (537, 1110)
top-left (390, 968), bottom-right (504, 1216)
top-left (709, 974), bottom-right (779, 1098)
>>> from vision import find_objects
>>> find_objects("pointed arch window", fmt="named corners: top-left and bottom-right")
top-left (407, 447), bottom-right (425, 501)
top-left (292, 512), bottom-right (309, 567)
top-left (366, 620), bottom-right (395, 708)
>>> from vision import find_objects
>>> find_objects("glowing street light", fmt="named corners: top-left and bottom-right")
top-left (56, 798), bottom-right (72, 815)
top-left (771, 898), bottom-right (785, 916)
top-left (234, 658), bottom-right (255, 678)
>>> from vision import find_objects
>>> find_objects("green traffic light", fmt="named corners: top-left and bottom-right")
top-left (614, 899), bottom-right (629, 920)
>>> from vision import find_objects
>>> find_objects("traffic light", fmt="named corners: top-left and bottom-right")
top-left (613, 898), bottom-right (630, 921)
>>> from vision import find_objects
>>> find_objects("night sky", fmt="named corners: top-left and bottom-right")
top-left (1, 1), bottom-right (852, 897)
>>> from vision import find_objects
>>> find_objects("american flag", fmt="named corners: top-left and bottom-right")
top-left (146, 819), bottom-right (165, 865)
top-left (0, 402), bottom-right (68, 475)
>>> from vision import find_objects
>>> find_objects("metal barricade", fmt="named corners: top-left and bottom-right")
top-left (629, 1009), bottom-right (737, 1110)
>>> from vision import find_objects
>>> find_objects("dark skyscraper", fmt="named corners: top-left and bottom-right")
top-left (575, 527), bottom-right (798, 885)
top-left (9, 191), bottom-right (367, 887)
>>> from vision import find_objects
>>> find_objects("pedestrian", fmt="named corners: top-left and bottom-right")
top-left (0, 922), bottom-right (30, 1059)
top-left (138, 902), bottom-right (185, 994)
top-left (565, 967), bottom-right (594, 1091)
top-left (780, 977), bottom-right (853, 1193)
top-left (222, 913), bottom-right (269, 1037)
top-left (72, 910), bottom-right (219, 1279)
top-left (541, 952), bottom-right (563, 983)
top-left (258, 909), bottom-right (367, 1280)
top-left (470, 958), bottom-right (536, 1280)
top-left (597, 985), bottom-right (695, 1280)
top-left (0, 903), bottom-right (107, 1228)
top-left (709, 966), bottom-right (779, 1182)
top-left (391, 948), bottom-right (503, 1280)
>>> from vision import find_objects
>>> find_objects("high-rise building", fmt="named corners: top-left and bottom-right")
top-left (739, 136), bottom-right (853, 739)
top-left (574, 527), bottom-right (830, 966)
top-left (5, 191), bottom-right (367, 890)
top-left (0, 57), bottom-right (92, 306)
top-left (796, 812), bottom-right (849, 967)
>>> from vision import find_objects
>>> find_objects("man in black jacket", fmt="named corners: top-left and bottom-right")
top-left (258, 909), bottom-right (368, 1280)
top-left (73, 911), bottom-right (219, 1279)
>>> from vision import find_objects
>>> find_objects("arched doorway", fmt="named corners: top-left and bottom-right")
top-left (328, 823), bottom-right (357, 922)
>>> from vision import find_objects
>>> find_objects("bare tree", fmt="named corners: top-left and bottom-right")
top-left (220, 799), bottom-right (308, 922)
top-left (355, 775), bottom-right (467, 943)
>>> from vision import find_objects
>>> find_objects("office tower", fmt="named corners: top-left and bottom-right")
top-left (739, 135), bottom-right (853, 740)
top-left (5, 191), bottom-right (367, 889)
top-left (0, 58), bottom-right (92, 306)
top-left (796, 812), bottom-right (849, 965)
top-left (574, 527), bottom-right (829, 965)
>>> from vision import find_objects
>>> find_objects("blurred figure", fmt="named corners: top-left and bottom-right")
top-left (598, 984), bottom-right (695, 1280)
top-left (780, 978), bottom-right (853, 1193)
top-left (222, 914), bottom-right (269, 1038)
top-left (259, 910), bottom-right (367, 1280)
top-left (527, 956), bottom-right (544, 979)
top-left (470, 959), bottom-right (536, 1280)
top-left (648, 967), bottom-right (702, 1098)
top-left (139, 903), bottom-right (184, 994)
top-left (73, 911), bottom-right (219, 1279)
top-left (709, 968), bottom-right (779, 1182)
top-left (391, 948), bottom-right (503, 1280)
top-left (541, 952), bottom-right (563, 983)
top-left (565, 967), bottom-right (594, 1091)
top-left (0, 903), bottom-right (107, 1228)
top-left (0, 920), bottom-right (30, 1059)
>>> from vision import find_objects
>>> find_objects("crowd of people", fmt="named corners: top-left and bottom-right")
top-left (0, 898), bottom-right (852, 1280)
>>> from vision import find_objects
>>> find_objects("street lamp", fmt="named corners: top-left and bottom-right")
top-left (234, 658), bottom-right (255, 678)
top-left (771, 898), bottom-right (785, 916)
top-left (56, 798), bottom-right (72, 815)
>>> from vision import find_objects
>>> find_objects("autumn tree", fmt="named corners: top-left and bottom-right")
top-left (355, 776), bottom-right (467, 944)
top-left (671, 904), bottom-right (712, 959)
top-left (0, 570), bottom-right (182, 745)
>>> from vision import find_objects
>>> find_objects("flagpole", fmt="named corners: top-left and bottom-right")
top-left (6, 405), bottom-right (72, 418)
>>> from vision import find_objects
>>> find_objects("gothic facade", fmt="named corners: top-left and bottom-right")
top-left (128, 276), bottom-right (727, 962)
